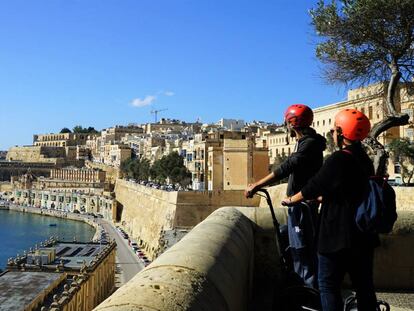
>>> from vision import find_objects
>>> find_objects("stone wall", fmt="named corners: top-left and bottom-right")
top-left (393, 187), bottom-right (414, 211)
top-left (6, 146), bottom-right (66, 163)
top-left (114, 179), bottom-right (261, 259)
top-left (0, 182), bottom-right (12, 192)
top-left (86, 161), bottom-right (121, 184)
top-left (260, 183), bottom-right (414, 212)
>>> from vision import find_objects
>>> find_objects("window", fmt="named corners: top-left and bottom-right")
top-left (329, 118), bottom-right (331, 125)
top-left (317, 121), bottom-right (319, 126)
top-left (368, 106), bottom-right (373, 119)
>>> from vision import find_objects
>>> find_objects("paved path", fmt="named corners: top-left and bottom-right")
top-left (97, 219), bottom-right (144, 285)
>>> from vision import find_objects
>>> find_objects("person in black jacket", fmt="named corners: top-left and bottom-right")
top-left (282, 109), bottom-right (379, 311)
top-left (245, 104), bottom-right (326, 288)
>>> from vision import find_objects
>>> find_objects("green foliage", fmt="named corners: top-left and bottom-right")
top-left (150, 152), bottom-right (191, 185)
top-left (310, 0), bottom-right (414, 86)
top-left (120, 157), bottom-right (151, 181)
top-left (72, 125), bottom-right (99, 134)
top-left (123, 152), bottom-right (191, 186)
top-left (388, 138), bottom-right (414, 184)
top-left (60, 127), bottom-right (72, 133)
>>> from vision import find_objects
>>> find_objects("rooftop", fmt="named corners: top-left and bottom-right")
top-left (0, 270), bottom-right (65, 311)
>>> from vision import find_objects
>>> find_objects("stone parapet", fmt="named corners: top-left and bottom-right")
top-left (94, 207), bottom-right (255, 311)
top-left (95, 205), bottom-right (414, 310)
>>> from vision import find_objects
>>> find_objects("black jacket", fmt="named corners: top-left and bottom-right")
top-left (301, 143), bottom-right (380, 253)
top-left (273, 128), bottom-right (326, 196)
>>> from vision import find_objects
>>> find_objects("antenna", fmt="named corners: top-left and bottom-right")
top-left (150, 108), bottom-right (168, 123)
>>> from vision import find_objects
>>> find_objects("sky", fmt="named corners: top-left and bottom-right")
top-left (0, 0), bottom-right (351, 150)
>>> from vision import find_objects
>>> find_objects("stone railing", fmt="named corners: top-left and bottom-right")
top-left (95, 205), bottom-right (414, 311)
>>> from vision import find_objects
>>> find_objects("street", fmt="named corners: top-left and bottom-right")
top-left (97, 219), bottom-right (144, 285)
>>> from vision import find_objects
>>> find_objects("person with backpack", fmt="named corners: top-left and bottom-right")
top-left (281, 109), bottom-right (380, 311)
top-left (245, 104), bottom-right (326, 289)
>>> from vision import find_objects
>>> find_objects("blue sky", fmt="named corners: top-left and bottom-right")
top-left (0, 0), bottom-right (350, 150)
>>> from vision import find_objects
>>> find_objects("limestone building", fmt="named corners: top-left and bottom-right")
top-left (12, 189), bottom-right (116, 219)
top-left (100, 143), bottom-right (132, 167)
top-left (266, 83), bottom-right (414, 165)
top-left (50, 168), bottom-right (106, 183)
top-left (101, 125), bottom-right (144, 144)
top-left (216, 118), bottom-right (246, 131)
top-left (2, 238), bottom-right (116, 311)
top-left (33, 133), bottom-right (89, 147)
top-left (183, 131), bottom-right (269, 191)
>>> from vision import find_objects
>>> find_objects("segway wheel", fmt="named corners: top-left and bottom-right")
top-left (278, 286), bottom-right (321, 311)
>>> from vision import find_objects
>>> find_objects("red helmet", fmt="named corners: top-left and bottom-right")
top-left (284, 104), bottom-right (313, 128)
top-left (334, 109), bottom-right (371, 141)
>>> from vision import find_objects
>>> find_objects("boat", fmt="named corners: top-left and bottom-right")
top-left (49, 223), bottom-right (57, 227)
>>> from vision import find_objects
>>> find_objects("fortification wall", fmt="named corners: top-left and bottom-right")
top-left (114, 180), bottom-right (261, 259)
top-left (6, 146), bottom-right (65, 163)
top-left (115, 180), bottom-right (179, 258)
top-left (175, 190), bottom-right (261, 227)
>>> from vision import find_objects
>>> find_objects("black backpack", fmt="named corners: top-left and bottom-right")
top-left (343, 149), bottom-right (398, 234)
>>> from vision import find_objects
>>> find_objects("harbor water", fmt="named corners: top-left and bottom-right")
top-left (0, 209), bottom-right (95, 269)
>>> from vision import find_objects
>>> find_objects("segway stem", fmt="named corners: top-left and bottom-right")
top-left (255, 188), bottom-right (288, 272)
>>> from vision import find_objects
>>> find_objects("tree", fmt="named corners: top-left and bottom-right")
top-left (150, 152), bottom-right (191, 185)
top-left (60, 127), bottom-right (72, 133)
top-left (388, 138), bottom-right (414, 184)
top-left (72, 125), bottom-right (99, 134)
top-left (120, 157), bottom-right (151, 181)
top-left (310, 0), bottom-right (414, 174)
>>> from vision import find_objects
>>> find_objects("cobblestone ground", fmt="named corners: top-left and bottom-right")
top-left (377, 291), bottom-right (414, 310)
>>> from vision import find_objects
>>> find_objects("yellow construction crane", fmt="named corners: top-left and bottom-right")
top-left (150, 108), bottom-right (168, 123)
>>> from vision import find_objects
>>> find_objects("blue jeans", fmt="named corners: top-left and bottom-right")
top-left (318, 247), bottom-right (377, 311)
top-left (288, 203), bottom-right (318, 288)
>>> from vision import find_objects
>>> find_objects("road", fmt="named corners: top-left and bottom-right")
top-left (97, 219), bottom-right (144, 285)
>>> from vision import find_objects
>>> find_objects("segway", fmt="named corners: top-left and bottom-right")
top-left (255, 188), bottom-right (391, 311)
top-left (343, 294), bottom-right (390, 311)
top-left (255, 189), bottom-right (322, 311)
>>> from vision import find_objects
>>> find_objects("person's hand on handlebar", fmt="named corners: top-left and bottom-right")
top-left (281, 191), bottom-right (305, 207)
top-left (244, 183), bottom-right (258, 198)
top-left (281, 197), bottom-right (294, 207)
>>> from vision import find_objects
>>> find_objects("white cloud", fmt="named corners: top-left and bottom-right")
top-left (164, 91), bottom-right (175, 96)
top-left (130, 95), bottom-right (157, 107)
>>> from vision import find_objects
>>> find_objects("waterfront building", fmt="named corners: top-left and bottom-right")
top-left (1, 238), bottom-right (116, 311)
top-left (12, 188), bottom-right (116, 220)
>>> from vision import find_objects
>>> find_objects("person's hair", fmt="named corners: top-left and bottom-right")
top-left (296, 127), bottom-right (315, 136)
